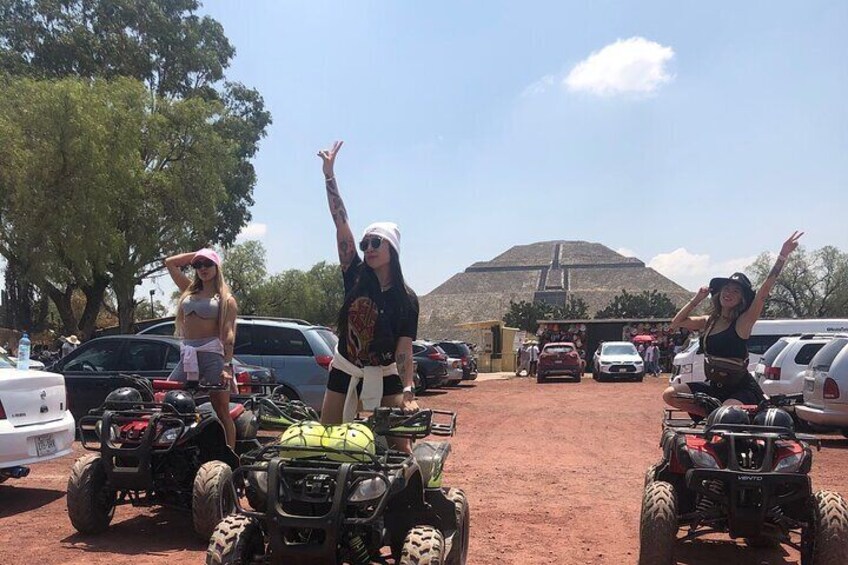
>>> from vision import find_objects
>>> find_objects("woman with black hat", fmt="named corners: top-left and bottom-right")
top-left (663, 231), bottom-right (804, 416)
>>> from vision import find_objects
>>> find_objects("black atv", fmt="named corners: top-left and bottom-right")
top-left (640, 392), bottom-right (848, 565)
top-left (206, 408), bottom-right (469, 565)
top-left (67, 379), bottom-right (252, 540)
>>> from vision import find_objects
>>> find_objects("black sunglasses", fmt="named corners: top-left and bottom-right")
top-left (359, 237), bottom-right (383, 252)
top-left (191, 260), bottom-right (216, 269)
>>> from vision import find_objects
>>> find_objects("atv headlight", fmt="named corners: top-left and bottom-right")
top-left (94, 422), bottom-right (120, 442)
top-left (774, 452), bottom-right (805, 473)
top-left (156, 426), bottom-right (181, 445)
top-left (686, 448), bottom-right (720, 469)
top-left (349, 477), bottom-right (387, 503)
top-left (680, 364), bottom-right (693, 374)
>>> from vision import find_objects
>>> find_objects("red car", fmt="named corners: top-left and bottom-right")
top-left (537, 342), bottom-right (584, 383)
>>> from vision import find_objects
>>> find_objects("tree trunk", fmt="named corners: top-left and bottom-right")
top-left (45, 283), bottom-right (78, 335)
top-left (78, 275), bottom-right (110, 340)
top-left (4, 257), bottom-right (37, 331)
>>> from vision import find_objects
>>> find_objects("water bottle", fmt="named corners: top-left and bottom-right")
top-left (17, 333), bottom-right (31, 371)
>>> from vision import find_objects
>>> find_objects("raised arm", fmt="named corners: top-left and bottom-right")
top-left (164, 252), bottom-right (196, 293)
top-left (738, 231), bottom-right (803, 336)
top-left (318, 140), bottom-right (357, 271)
top-left (669, 286), bottom-right (711, 332)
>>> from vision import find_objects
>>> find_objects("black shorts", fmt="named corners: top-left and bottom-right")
top-left (326, 368), bottom-right (404, 397)
top-left (688, 374), bottom-right (765, 405)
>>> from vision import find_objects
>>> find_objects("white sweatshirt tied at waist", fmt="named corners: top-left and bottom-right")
top-left (180, 338), bottom-right (225, 382)
top-left (330, 345), bottom-right (399, 423)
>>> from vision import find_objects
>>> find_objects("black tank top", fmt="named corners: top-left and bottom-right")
top-left (702, 320), bottom-right (748, 360)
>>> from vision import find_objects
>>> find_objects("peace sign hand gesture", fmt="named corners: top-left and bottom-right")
top-left (317, 140), bottom-right (344, 178)
top-left (780, 231), bottom-right (804, 258)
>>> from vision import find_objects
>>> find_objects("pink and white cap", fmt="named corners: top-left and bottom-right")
top-left (362, 222), bottom-right (401, 255)
top-left (194, 248), bottom-right (222, 266)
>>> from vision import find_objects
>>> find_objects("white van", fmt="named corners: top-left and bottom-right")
top-left (670, 319), bottom-right (848, 385)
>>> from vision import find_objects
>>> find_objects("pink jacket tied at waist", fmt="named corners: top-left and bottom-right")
top-left (330, 345), bottom-right (399, 423)
top-left (181, 338), bottom-right (225, 382)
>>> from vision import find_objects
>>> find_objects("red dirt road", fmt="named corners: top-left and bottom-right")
top-left (2, 376), bottom-right (848, 565)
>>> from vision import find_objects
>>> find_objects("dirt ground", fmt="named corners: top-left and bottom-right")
top-left (2, 375), bottom-right (848, 565)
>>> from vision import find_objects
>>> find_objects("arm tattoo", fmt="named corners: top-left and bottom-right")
top-left (325, 178), bottom-right (348, 226)
top-left (769, 257), bottom-right (786, 279)
top-left (338, 237), bottom-right (356, 268)
top-left (397, 352), bottom-right (410, 376)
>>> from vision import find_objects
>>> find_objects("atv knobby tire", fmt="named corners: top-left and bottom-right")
top-left (234, 410), bottom-right (258, 441)
top-left (804, 490), bottom-right (848, 565)
top-left (400, 525), bottom-right (445, 565)
top-left (445, 488), bottom-right (470, 565)
top-left (193, 460), bottom-right (236, 540)
top-left (206, 514), bottom-right (265, 565)
top-left (638, 481), bottom-right (678, 565)
top-left (67, 453), bottom-right (116, 534)
top-left (644, 464), bottom-right (657, 488)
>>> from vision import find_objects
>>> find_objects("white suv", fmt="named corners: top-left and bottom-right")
top-left (796, 337), bottom-right (848, 432)
top-left (754, 334), bottom-right (840, 397)
top-left (592, 341), bottom-right (645, 382)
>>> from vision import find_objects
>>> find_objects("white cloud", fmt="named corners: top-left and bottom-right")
top-left (616, 247), bottom-right (639, 258)
top-left (237, 222), bottom-right (267, 241)
top-left (648, 248), bottom-right (758, 291)
top-left (521, 74), bottom-right (556, 97)
top-left (564, 37), bottom-right (674, 96)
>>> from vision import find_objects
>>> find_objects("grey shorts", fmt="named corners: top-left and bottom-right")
top-left (167, 338), bottom-right (226, 386)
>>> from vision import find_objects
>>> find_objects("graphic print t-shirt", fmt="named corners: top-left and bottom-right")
top-left (338, 255), bottom-right (419, 367)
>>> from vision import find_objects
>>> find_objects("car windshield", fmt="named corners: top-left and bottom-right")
top-left (313, 328), bottom-right (338, 354)
top-left (0, 353), bottom-right (15, 369)
top-left (438, 342), bottom-right (470, 357)
top-left (761, 339), bottom-right (791, 366)
top-left (544, 345), bottom-right (574, 354)
top-left (603, 344), bottom-right (637, 356)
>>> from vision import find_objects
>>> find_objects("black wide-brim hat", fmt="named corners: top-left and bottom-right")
top-left (709, 272), bottom-right (756, 306)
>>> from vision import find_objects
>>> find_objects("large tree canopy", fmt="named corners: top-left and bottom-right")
top-left (0, 0), bottom-right (270, 333)
top-left (594, 289), bottom-right (679, 319)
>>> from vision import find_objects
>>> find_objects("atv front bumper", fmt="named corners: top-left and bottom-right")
top-left (686, 468), bottom-right (811, 538)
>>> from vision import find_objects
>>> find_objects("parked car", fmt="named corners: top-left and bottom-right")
top-left (139, 317), bottom-right (338, 410)
top-left (592, 341), bottom-right (644, 382)
top-left (0, 346), bottom-right (46, 370)
top-left (435, 340), bottom-right (478, 381)
top-left (537, 342), bottom-right (583, 383)
top-left (412, 341), bottom-right (449, 393)
top-left (796, 337), bottom-right (848, 432)
top-left (754, 333), bottom-right (841, 396)
top-left (0, 351), bottom-right (75, 484)
top-left (47, 335), bottom-right (276, 422)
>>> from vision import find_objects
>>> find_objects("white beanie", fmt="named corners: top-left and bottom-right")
top-left (362, 222), bottom-right (401, 256)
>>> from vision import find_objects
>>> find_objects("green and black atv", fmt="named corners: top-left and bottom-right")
top-left (206, 407), bottom-right (469, 565)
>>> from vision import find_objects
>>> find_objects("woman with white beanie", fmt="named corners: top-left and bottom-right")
top-left (317, 141), bottom-right (420, 431)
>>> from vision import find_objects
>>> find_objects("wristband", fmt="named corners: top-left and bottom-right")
top-left (402, 385), bottom-right (415, 395)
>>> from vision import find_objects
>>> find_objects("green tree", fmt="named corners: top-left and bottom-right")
top-left (746, 246), bottom-right (848, 318)
top-left (503, 300), bottom-right (553, 333)
top-left (553, 296), bottom-right (589, 320)
top-left (0, 0), bottom-right (271, 332)
top-left (255, 263), bottom-right (345, 326)
top-left (595, 289), bottom-right (679, 319)
top-left (223, 240), bottom-right (267, 315)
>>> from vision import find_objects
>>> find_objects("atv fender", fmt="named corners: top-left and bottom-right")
top-left (195, 418), bottom-right (240, 470)
top-left (413, 441), bottom-right (452, 489)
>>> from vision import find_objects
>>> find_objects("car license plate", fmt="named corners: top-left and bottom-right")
top-left (617, 368), bottom-right (628, 373)
top-left (805, 380), bottom-right (815, 392)
top-left (554, 360), bottom-right (563, 364)
top-left (35, 433), bottom-right (57, 457)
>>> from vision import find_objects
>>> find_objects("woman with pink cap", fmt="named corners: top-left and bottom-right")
top-left (163, 248), bottom-right (238, 448)
top-left (317, 141), bottom-right (420, 432)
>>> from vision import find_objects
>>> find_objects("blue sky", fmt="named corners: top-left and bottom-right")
top-left (142, 1), bottom-right (847, 304)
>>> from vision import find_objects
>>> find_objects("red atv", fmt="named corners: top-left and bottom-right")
top-left (640, 392), bottom-right (848, 565)
top-left (68, 377), bottom-right (257, 540)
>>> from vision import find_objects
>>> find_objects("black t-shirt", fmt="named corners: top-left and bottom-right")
top-left (338, 255), bottom-right (419, 367)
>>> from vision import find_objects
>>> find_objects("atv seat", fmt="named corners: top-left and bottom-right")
top-left (413, 441), bottom-right (452, 487)
top-left (198, 401), bottom-right (245, 421)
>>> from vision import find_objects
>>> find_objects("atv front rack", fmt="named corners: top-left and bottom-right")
top-left (365, 408), bottom-right (457, 439)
